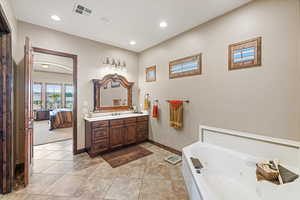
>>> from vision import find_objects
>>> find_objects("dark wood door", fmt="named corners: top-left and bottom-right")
top-left (124, 123), bottom-right (136, 145)
top-left (109, 125), bottom-right (124, 149)
top-left (24, 37), bottom-right (34, 186)
top-left (0, 33), bottom-right (13, 194)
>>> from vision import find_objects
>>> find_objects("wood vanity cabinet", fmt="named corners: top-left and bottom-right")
top-left (110, 124), bottom-right (125, 149)
top-left (85, 115), bottom-right (148, 157)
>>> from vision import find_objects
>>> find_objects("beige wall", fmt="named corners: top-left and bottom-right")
top-left (15, 21), bottom-right (139, 162)
top-left (138, 0), bottom-right (300, 151)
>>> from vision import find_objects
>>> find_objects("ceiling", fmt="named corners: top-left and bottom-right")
top-left (12, 0), bottom-right (251, 52)
top-left (33, 52), bottom-right (73, 74)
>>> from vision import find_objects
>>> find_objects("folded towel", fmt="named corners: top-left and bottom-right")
top-left (168, 100), bottom-right (183, 128)
top-left (144, 98), bottom-right (149, 110)
top-left (152, 104), bottom-right (159, 118)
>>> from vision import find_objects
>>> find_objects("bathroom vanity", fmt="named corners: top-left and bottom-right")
top-left (85, 113), bottom-right (149, 157)
top-left (85, 73), bottom-right (149, 157)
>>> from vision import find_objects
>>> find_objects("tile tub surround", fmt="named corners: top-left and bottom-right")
top-left (0, 140), bottom-right (188, 200)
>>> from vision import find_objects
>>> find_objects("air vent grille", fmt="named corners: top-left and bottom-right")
top-left (74, 4), bottom-right (92, 16)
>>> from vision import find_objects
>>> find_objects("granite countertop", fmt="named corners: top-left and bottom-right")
top-left (84, 112), bottom-right (149, 122)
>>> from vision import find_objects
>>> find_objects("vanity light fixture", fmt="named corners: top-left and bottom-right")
top-left (130, 40), bottom-right (136, 45)
top-left (103, 57), bottom-right (127, 71)
top-left (51, 15), bottom-right (61, 21)
top-left (159, 21), bottom-right (168, 28)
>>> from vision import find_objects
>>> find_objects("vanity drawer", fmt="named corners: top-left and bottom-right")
top-left (92, 139), bottom-right (109, 152)
top-left (92, 127), bottom-right (109, 140)
top-left (124, 117), bottom-right (136, 124)
top-left (137, 116), bottom-right (148, 122)
top-left (110, 119), bottom-right (124, 126)
top-left (92, 120), bottom-right (109, 128)
top-left (137, 121), bottom-right (148, 131)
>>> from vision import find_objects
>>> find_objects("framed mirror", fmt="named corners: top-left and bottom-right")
top-left (93, 74), bottom-right (134, 111)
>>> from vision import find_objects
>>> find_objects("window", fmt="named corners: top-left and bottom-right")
top-left (33, 83), bottom-right (43, 110)
top-left (46, 83), bottom-right (62, 109)
top-left (64, 84), bottom-right (73, 109)
top-left (233, 47), bottom-right (255, 64)
top-left (169, 54), bottom-right (202, 79)
top-left (228, 37), bottom-right (261, 70)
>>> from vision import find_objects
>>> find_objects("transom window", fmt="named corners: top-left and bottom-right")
top-left (169, 54), bottom-right (202, 79)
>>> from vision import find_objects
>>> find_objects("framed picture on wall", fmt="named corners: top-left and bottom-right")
top-left (228, 37), bottom-right (262, 70)
top-left (145, 65), bottom-right (156, 82)
top-left (169, 54), bottom-right (202, 79)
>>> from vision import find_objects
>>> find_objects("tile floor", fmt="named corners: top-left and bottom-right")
top-left (0, 140), bottom-right (188, 200)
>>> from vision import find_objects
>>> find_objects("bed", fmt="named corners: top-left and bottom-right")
top-left (49, 108), bottom-right (73, 130)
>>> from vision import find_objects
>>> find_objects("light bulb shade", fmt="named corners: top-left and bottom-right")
top-left (105, 57), bottom-right (110, 64)
top-left (111, 59), bottom-right (116, 65)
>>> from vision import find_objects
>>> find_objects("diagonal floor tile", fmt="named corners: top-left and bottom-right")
top-left (45, 175), bottom-right (86, 197)
top-left (105, 177), bottom-right (142, 200)
top-left (32, 159), bottom-right (56, 174)
top-left (79, 176), bottom-right (114, 199)
top-left (42, 161), bottom-right (76, 174)
top-left (15, 173), bottom-right (62, 195)
top-left (139, 179), bottom-right (177, 200)
top-left (10, 142), bottom-right (188, 200)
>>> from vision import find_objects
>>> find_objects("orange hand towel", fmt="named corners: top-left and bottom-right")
top-left (152, 104), bottom-right (159, 118)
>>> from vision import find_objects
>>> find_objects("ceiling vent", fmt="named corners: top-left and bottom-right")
top-left (73, 4), bottom-right (92, 16)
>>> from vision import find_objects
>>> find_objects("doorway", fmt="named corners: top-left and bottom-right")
top-left (12, 42), bottom-right (78, 189)
top-left (32, 51), bottom-right (74, 146)
top-left (19, 46), bottom-right (78, 186)
top-left (31, 47), bottom-right (78, 155)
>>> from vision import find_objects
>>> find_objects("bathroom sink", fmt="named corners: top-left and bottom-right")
top-left (84, 112), bottom-right (148, 122)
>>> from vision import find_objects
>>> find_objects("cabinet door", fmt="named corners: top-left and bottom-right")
top-left (124, 123), bottom-right (137, 145)
top-left (109, 125), bottom-right (124, 149)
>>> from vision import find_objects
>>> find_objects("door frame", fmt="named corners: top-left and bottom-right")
top-left (0, 3), bottom-right (13, 194)
top-left (32, 47), bottom-right (79, 154)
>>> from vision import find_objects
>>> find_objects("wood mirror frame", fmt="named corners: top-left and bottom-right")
top-left (93, 74), bottom-right (134, 112)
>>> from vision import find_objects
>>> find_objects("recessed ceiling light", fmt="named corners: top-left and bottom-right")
top-left (159, 21), bottom-right (168, 28)
top-left (51, 15), bottom-right (61, 21)
top-left (42, 64), bottom-right (49, 68)
top-left (130, 40), bottom-right (136, 45)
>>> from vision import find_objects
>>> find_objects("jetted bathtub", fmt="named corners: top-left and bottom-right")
top-left (182, 141), bottom-right (300, 200)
